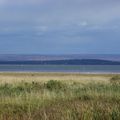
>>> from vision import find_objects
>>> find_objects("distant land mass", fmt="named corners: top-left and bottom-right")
top-left (0, 59), bottom-right (120, 65)
top-left (0, 54), bottom-right (120, 61)
top-left (0, 54), bottom-right (120, 65)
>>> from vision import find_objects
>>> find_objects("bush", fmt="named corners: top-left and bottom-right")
top-left (110, 75), bottom-right (120, 85)
top-left (45, 80), bottom-right (66, 91)
top-left (0, 82), bottom-right (43, 96)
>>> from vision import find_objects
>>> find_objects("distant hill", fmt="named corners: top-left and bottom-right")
top-left (0, 54), bottom-right (120, 61)
top-left (0, 59), bottom-right (120, 65)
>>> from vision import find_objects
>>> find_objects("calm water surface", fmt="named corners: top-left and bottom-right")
top-left (0, 65), bottom-right (120, 73)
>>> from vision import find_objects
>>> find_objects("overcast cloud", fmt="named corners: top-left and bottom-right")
top-left (0, 0), bottom-right (120, 54)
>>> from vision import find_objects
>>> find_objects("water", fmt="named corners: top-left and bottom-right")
top-left (0, 65), bottom-right (120, 73)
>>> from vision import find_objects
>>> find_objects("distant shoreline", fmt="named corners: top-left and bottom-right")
top-left (0, 71), bottom-right (120, 75)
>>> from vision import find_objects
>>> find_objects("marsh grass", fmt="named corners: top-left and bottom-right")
top-left (0, 73), bottom-right (120, 120)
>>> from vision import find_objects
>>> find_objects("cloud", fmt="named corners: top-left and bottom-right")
top-left (0, 0), bottom-right (47, 5)
top-left (36, 26), bottom-right (48, 32)
top-left (0, 0), bottom-right (120, 54)
top-left (78, 21), bottom-right (88, 27)
top-left (1, 0), bottom-right (120, 26)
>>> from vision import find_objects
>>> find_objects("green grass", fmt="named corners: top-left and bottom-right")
top-left (0, 73), bottom-right (120, 120)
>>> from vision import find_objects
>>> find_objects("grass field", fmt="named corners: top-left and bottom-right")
top-left (0, 72), bottom-right (120, 120)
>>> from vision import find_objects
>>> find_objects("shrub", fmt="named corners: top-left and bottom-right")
top-left (0, 82), bottom-right (43, 96)
top-left (110, 75), bottom-right (120, 85)
top-left (78, 95), bottom-right (92, 101)
top-left (45, 80), bottom-right (66, 91)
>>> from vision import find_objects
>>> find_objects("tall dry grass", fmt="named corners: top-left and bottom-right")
top-left (0, 73), bottom-right (120, 120)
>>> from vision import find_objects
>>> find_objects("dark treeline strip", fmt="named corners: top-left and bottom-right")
top-left (0, 59), bottom-right (120, 65)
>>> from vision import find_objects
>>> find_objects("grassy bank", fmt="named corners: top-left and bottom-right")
top-left (0, 73), bottom-right (120, 120)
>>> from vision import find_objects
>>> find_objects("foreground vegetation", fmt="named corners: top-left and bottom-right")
top-left (0, 73), bottom-right (120, 120)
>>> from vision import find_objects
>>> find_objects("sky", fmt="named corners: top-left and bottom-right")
top-left (0, 0), bottom-right (120, 54)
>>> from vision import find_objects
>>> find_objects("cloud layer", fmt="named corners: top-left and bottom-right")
top-left (0, 0), bottom-right (120, 54)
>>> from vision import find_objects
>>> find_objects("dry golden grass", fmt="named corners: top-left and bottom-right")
top-left (0, 72), bottom-right (111, 84)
